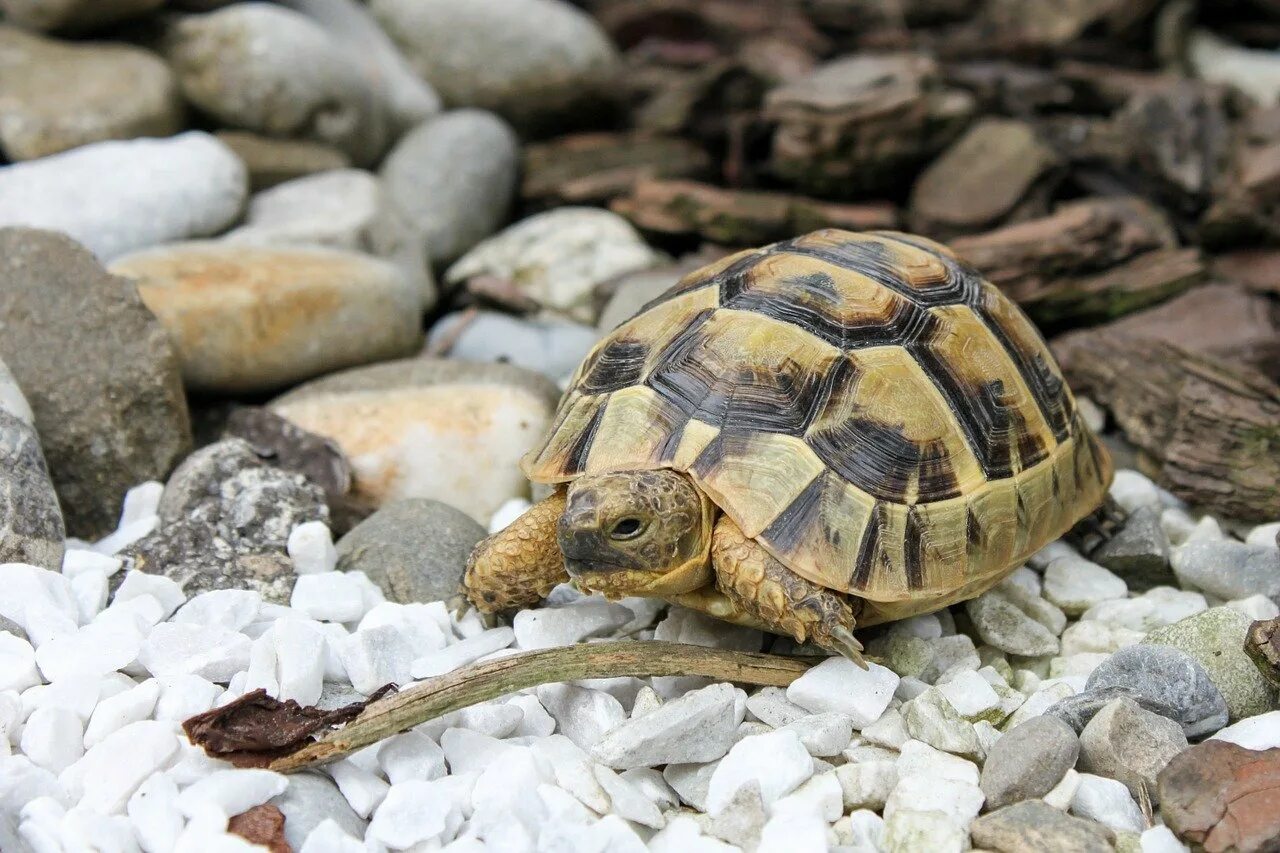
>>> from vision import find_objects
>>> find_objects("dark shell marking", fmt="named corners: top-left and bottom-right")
top-left (524, 229), bottom-right (1112, 603)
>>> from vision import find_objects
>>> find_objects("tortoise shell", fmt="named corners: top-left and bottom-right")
top-left (523, 229), bottom-right (1113, 607)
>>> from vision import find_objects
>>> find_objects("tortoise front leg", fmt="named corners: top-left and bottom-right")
top-left (463, 490), bottom-right (570, 614)
top-left (710, 516), bottom-right (866, 667)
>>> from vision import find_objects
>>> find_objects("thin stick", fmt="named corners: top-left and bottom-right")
top-left (269, 641), bottom-right (818, 772)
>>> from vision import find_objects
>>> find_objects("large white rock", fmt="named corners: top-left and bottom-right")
top-left (60, 720), bottom-right (179, 814)
top-left (786, 658), bottom-right (899, 728)
top-left (0, 133), bottom-right (247, 260)
top-left (705, 730), bottom-right (814, 815)
top-left (592, 683), bottom-right (742, 769)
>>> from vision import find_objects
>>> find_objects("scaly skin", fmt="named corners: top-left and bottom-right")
top-left (464, 491), bottom-right (568, 613)
top-left (711, 515), bottom-right (866, 666)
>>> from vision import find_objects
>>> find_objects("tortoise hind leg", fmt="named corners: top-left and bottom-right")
top-left (711, 516), bottom-right (866, 668)
top-left (461, 490), bottom-right (570, 615)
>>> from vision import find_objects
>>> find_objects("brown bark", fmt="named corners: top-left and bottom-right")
top-left (1065, 339), bottom-right (1280, 521)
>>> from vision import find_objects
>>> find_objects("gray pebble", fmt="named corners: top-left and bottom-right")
top-left (1078, 696), bottom-right (1188, 804)
top-left (1146, 606), bottom-right (1278, 720)
top-left (971, 800), bottom-right (1114, 853)
top-left (369, 0), bottom-right (618, 131)
top-left (270, 771), bottom-right (367, 849)
top-left (1171, 539), bottom-right (1280, 603)
top-left (1092, 505), bottom-right (1174, 590)
top-left (0, 229), bottom-right (192, 538)
top-left (127, 439), bottom-right (328, 603)
top-left (0, 134), bottom-right (247, 262)
top-left (336, 498), bottom-right (486, 604)
top-left (164, 4), bottom-right (388, 164)
top-left (277, 0), bottom-right (440, 136)
top-left (0, 358), bottom-right (64, 570)
top-left (1085, 644), bottom-right (1228, 737)
top-left (379, 109), bottom-right (519, 265)
top-left (980, 716), bottom-right (1079, 810)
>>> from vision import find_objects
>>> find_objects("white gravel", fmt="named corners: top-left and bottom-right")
top-left (2, 467), bottom-right (1277, 850)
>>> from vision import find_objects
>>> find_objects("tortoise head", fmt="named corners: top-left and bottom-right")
top-left (558, 470), bottom-right (716, 598)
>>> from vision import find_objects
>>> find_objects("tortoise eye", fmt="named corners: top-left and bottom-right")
top-left (609, 517), bottom-right (645, 540)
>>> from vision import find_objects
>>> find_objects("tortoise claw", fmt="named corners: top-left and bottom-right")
top-left (448, 589), bottom-right (473, 623)
top-left (827, 626), bottom-right (868, 670)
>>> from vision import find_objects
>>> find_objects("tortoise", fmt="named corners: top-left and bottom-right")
top-left (463, 228), bottom-right (1113, 665)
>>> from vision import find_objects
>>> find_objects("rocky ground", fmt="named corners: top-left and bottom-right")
top-left (2, 0), bottom-right (1280, 851)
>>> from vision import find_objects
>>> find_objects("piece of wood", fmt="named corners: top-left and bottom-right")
top-left (265, 642), bottom-right (818, 772)
top-left (611, 178), bottom-right (897, 245)
top-left (1065, 338), bottom-right (1280, 521)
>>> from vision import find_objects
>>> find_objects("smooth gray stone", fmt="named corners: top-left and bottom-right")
top-left (336, 498), bottom-right (486, 604)
top-left (980, 716), bottom-right (1079, 810)
top-left (1092, 505), bottom-right (1174, 590)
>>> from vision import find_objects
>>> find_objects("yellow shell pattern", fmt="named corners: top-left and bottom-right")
top-left (523, 229), bottom-right (1113, 607)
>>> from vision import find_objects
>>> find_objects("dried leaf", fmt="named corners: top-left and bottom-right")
top-left (183, 687), bottom-right (395, 768)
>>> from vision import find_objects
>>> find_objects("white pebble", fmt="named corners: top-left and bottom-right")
top-left (0, 563), bottom-right (79, 647)
top-left (35, 619), bottom-right (146, 682)
top-left (273, 618), bottom-right (326, 705)
top-left (0, 633), bottom-right (40, 692)
top-left (114, 572), bottom-right (186, 620)
top-left (1211, 710), bottom-right (1280, 750)
top-left (507, 694), bottom-right (556, 737)
top-left (411, 627), bottom-right (515, 678)
top-left (327, 759), bottom-right (389, 819)
top-left (1071, 773), bottom-right (1145, 833)
top-left (21, 676), bottom-right (101, 722)
top-left (936, 670), bottom-right (1000, 719)
top-left (138, 623), bottom-right (251, 683)
top-left (787, 658), bottom-right (899, 728)
top-left (378, 731), bottom-right (447, 784)
top-left (171, 590), bottom-right (262, 632)
top-left (337, 624), bottom-right (413, 695)
top-left (775, 770), bottom-right (844, 822)
top-left (177, 769), bottom-right (287, 821)
top-left (84, 678), bottom-right (160, 749)
top-left (359, 602), bottom-right (447, 657)
top-left (61, 720), bottom-right (179, 814)
top-left (291, 572), bottom-right (368, 623)
top-left (55, 805), bottom-right (138, 853)
top-left (512, 601), bottom-right (632, 650)
top-left (300, 818), bottom-right (365, 853)
top-left (153, 674), bottom-right (220, 721)
top-left (758, 797), bottom-right (830, 853)
top-left (705, 730), bottom-right (813, 815)
top-left (537, 683), bottom-right (626, 751)
top-left (368, 779), bottom-right (461, 848)
top-left (20, 707), bottom-right (84, 773)
top-left (1227, 594), bottom-right (1280, 621)
top-left (884, 775), bottom-right (983, 826)
top-left (596, 764), bottom-right (665, 828)
top-left (120, 482), bottom-right (164, 526)
top-left (1110, 470), bottom-right (1162, 512)
top-left (1044, 768), bottom-right (1082, 810)
top-left (1246, 521), bottom-right (1280, 547)
top-left (127, 773), bottom-right (184, 853)
top-left (69, 569), bottom-right (109, 624)
top-left (779, 712), bottom-right (857, 757)
top-left (488, 498), bottom-right (532, 533)
top-left (92, 516), bottom-right (158, 556)
top-left (530, 734), bottom-right (611, 814)
top-left (896, 739), bottom-right (980, 785)
top-left (1, 755), bottom-right (66, 817)
top-left (1043, 556), bottom-right (1128, 615)
top-left (1141, 824), bottom-right (1191, 853)
top-left (61, 549), bottom-right (123, 579)
top-left (288, 521), bottom-right (338, 575)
